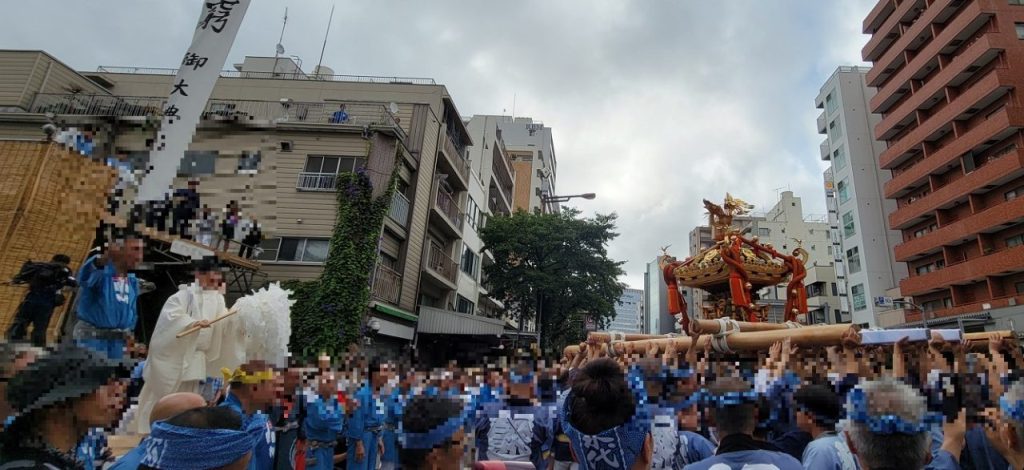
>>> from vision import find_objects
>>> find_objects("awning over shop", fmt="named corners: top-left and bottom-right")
top-left (371, 301), bottom-right (418, 322)
top-left (417, 306), bottom-right (505, 336)
top-left (375, 317), bottom-right (415, 340)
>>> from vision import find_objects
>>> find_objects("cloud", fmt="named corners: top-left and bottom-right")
top-left (2, 0), bottom-right (877, 289)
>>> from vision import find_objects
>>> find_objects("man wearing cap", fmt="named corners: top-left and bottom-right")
top-left (134, 255), bottom-right (247, 433)
top-left (0, 345), bottom-right (132, 469)
top-left (73, 227), bottom-right (145, 359)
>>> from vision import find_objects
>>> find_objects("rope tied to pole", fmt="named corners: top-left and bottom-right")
top-left (711, 317), bottom-right (740, 353)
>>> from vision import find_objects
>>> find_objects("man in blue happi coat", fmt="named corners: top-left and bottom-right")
top-left (304, 370), bottom-right (345, 470)
top-left (984, 380), bottom-right (1024, 469)
top-left (380, 363), bottom-right (406, 470)
top-left (682, 376), bottom-right (802, 470)
top-left (562, 357), bottom-right (653, 470)
top-left (476, 360), bottom-right (553, 470)
top-left (73, 227), bottom-right (144, 359)
top-left (220, 361), bottom-right (280, 470)
top-left (346, 358), bottom-right (387, 470)
top-left (792, 383), bottom-right (858, 470)
top-left (138, 406), bottom-right (260, 470)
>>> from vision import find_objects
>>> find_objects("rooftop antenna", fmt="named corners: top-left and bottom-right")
top-left (511, 92), bottom-right (516, 121)
top-left (315, 4), bottom-right (336, 78)
top-left (272, 8), bottom-right (288, 75)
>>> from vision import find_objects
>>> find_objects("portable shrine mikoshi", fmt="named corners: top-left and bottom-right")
top-left (658, 194), bottom-right (812, 332)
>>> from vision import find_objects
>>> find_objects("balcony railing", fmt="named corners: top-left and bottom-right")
top-left (426, 242), bottom-right (458, 284)
top-left (370, 263), bottom-right (403, 305)
top-left (388, 191), bottom-right (410, 228)
top-left (491, 149), bottom-right (514, 207)
top-left (96, 65), bottom-right (437, 85)
top-left (434, 188), bottom-right (463, 230)
top-left (443, 133), bottom-right (470, 182)
top-left (29, 93), bottom-right (405, 140)
top-left (296, 172), bottom-right (338, 191)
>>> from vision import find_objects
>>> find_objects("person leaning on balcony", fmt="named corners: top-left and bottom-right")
top-left (330, 104), bottom-right (349, 124)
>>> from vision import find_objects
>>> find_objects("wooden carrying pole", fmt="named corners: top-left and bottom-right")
top-left (587, 332), bottom-right (668, 343)
top-left (176, 305), bottom-right (240, 338)
top-left (963, 331), bottom-right (1014, 342)
top-left (616, 324), bottom-right (855, 354)
top-left (690, 318), bottom-right (801, 335)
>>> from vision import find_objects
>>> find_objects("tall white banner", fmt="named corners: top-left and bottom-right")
top-left (136, 0), bottom-right (251, 201)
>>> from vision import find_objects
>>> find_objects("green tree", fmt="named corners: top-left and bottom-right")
top-left (480, 209), bottom-right (625, 357)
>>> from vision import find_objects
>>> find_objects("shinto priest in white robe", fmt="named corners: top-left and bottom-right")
top-left (133, 282), bottom-right (246, 433)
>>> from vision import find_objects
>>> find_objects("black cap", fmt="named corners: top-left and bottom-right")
top-left (193, 255), bottom-right (223, 273)
top-left (6, 345), bottom-right (134, 419)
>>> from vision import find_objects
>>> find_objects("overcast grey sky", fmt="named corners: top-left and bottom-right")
top-left (3, 1), bottom-right (875, 289)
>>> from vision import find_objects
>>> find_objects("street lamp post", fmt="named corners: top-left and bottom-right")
top-left (892, 299), bottom-right (929, 329)
top-left (539, 192), bottom-right (596, 214)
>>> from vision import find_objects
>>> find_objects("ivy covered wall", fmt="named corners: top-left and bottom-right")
top-left (285, 139), bottom-right (401, 358)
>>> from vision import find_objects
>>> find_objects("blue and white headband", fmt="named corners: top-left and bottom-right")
top-left (561, 390), bottom-right (651, 470)
top-left (846, 388), bottom-right (942, 435)
top-left (510, 372), bottom-right (535, 384)
top-left (1000, 397), bottom-right (1024, 422)
top-left (700, 389), bottom-right (760, 408)
top-left (398, 400), bottom-right (473, 450)
top-left (140, 419), bottom-right (262, 469)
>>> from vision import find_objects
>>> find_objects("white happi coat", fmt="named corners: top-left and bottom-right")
top-left (134, 283), bottom-right (246, 433)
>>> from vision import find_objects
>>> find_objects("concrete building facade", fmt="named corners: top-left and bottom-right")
top-left (609, 288), bottom-right (644, 333)
top-left (0, 50), bottom-right (519, 356)
top-left (494, 117), bottom-right (558, 213)
top-left (861, 0), bottom-right (1024, 331)
top-left (751, 191), bottom-right (845, 324)
top-left (644, 258), bottom-right (685, 335)
top-left (816, 66), bottom-right (909, 327)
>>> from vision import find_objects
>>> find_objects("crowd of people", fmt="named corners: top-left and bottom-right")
top-left (3, 222), bottom-right (1024, 469)
top-left (140, 181), bottom-right (263, 259)
top-left (2, 324), bottom-right (1024, 469)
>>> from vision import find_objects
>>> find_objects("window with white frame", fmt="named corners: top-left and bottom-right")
top-left (842, 212), bottom-right (856, 238)
top-left (467, 198), bottom-right (481, 230)
top-left (303, 155), bottom-right (363, 174)
top-left (838, 178), bottom-right (851, 204)
top-left (455, 294), bottom-right (475, 315)
top-left (833, 146), bottom-right (846, 171)
top-left (825, 92), bottom-right (838, 115)
top-left (846, 246), bottom-right (861, 274)
top-left (829, 118), bottom-right (843, 141)
top-left (258, 237), bottom-right (330, 263)
top-left (460, 246), bottom-right (479, 278)
top-left (851, 284), bottom-right (866, 311)
top-left (237, 151), bottom-right (261, 173)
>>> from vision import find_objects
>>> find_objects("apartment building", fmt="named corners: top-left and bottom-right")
top-left (0, 50), bottom-right (508, 354)
top-left (861, 0), bottom-right (1024, 331)
top-left (816, 66), bottom-right (909, 327)
top-left (492, 116), bottom-right (558, 213)
top-left (752, 191), bottom-right (845, 324)
top-left (608, 288), bottom-right (644, 333)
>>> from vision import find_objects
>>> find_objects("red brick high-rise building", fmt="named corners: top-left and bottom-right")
top-left (863, 0), bottom-right (1024, 328)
